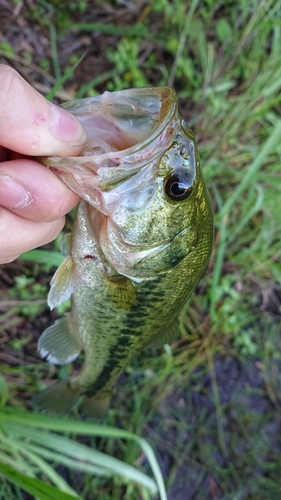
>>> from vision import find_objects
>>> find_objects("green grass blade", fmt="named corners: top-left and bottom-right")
top-left (0, 431), bottom-right (79, 496)
top-left (0, 408), bottom-right (167, 498)
top-left (5, 425), bottom-right (158, 495)
top-left (133, 437), bottom-right (167, 500)
top-left (210, 213), bottom-right (227, 321)
top-left (227, 183), bottom-right (264, 244)
top-left (0, 407), bottom-right (135, 437)
top-left (0, 451), bottom-right (26, 470)
top-left (49, 22), bottom-right (61, 81)
top-left (46, 52), bottom-right (87, 101)
top-left (18, 250), bottom-right (64, 267)
top-left (70, 22), bottom-right (148, 37)
top-left (76, 69), bottom-right (122, 98)
top-left (18, 443), bottom-right (108, 476)
top-left (220, 119), bottom-right (281, 217)
top-left (168, 0), bottom-right (201, 86)
top-left (0, 462), bottom-right (80, 500)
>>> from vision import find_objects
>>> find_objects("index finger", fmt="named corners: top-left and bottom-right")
top-left (0, 65), bottom-right (86, 157)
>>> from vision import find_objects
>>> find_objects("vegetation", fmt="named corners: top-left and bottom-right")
top-left (1, 0), bottom-right (281, 498)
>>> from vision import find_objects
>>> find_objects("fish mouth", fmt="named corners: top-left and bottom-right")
top-left (53, 87), bottom-right (176, 159)
top-left (39, 87), bottom-right (177, 209)
top-left (39, 87), bottom-right (199, 280)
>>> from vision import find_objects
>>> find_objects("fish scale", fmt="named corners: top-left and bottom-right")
top-left (33, 87), bottom-right (213, 418)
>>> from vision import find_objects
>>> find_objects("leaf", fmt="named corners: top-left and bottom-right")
top-left (0, 375), bottom-right (9, 406)
top-left (18, 250), bottom-right (64, 267)
top-left (216, 18), bottom-right (232, 43)
top-left (0, 462), bottom-right (80, 500)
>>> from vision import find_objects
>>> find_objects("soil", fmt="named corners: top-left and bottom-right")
top-left (161, 355), bottom-right (281, 499)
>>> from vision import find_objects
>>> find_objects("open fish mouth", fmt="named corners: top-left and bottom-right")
top-left (40, 87), bottom-right (200, 279)
top-left (40, 87), bottom-right (178, 212)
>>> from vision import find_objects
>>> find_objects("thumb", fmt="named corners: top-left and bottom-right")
top-left (0, 65), bottom-right (86, 157)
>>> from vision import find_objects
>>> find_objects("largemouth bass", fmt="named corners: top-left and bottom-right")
top-left (34, 87), bottom-right (213, 418)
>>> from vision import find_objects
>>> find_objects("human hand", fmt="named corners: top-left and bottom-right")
top-left (0, 64), bottom-right (87, 264)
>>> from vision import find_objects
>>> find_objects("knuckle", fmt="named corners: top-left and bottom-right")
top-left (0, 65), bottom-right (22, 104)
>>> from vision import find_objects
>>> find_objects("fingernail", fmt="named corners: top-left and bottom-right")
top-left (0, 175), bottom-right (32, 209)
top-left (49, 102), bottom-right (87, 146)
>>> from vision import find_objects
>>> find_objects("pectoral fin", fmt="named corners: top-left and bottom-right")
top-left (148, 320), bottom-right (179, 348)
top-left (48, 254), bottom-right (75, 310)
top-left (38, 315), bottom-right (82, 364)
top-left (105, 275), bottom-right (136, 310)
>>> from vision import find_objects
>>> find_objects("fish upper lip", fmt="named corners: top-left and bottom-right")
top-left (43, 124), bottom-right (176, 173)
top-left (40, 88), bottom-right (177, 170)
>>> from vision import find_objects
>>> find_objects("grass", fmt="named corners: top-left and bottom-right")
top-left (0, 406), bottom-right (167, 500)
top-left (1, 0), bottom-right (281, 498)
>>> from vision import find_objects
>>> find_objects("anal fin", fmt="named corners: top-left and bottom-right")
top-left (38, 315), bottom-right (82, 365)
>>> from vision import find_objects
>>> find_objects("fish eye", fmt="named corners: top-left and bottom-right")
top-left (164, 173), bottom-right (193, 201)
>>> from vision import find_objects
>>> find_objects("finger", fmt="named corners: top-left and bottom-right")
top-left (0, 64), bottom-right (86, 157)
top-left (0, 207), bottom-right (65, 264)
top-left (0, 146), bottom-right (7, 162)
top-left (0, 158), bottom-right (80, 222)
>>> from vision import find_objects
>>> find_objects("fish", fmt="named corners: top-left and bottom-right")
top-left (33, 86), bottom-right (214, 418)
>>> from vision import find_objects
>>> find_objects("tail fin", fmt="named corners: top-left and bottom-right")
top-left (79, 391), bottom-right (111, 420)
top-left (32, 380), bottom-right (79, 415)
top-left (33, 381), bottom-right (111, 419)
